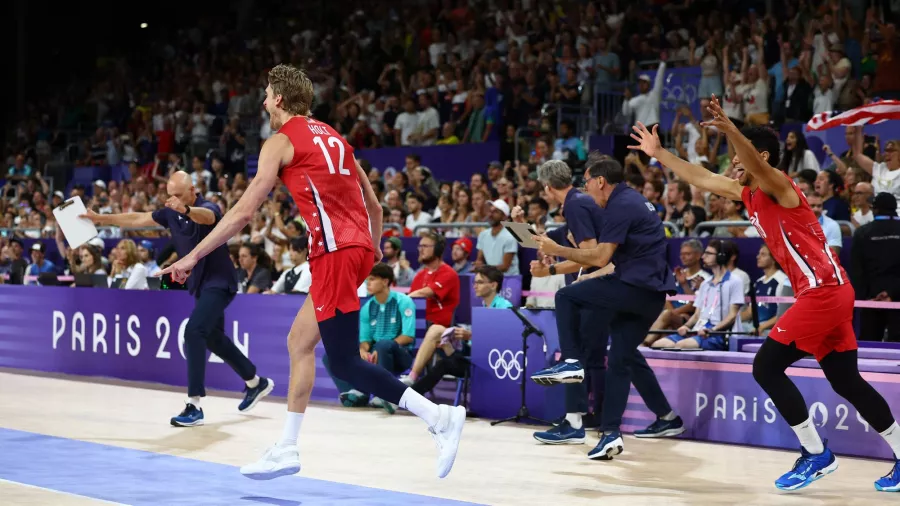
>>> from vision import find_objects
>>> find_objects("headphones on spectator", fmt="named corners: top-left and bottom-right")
top-left (716, 247), bottom-right (730, 266)
top-left (429, 233), bottom-right (446, 258)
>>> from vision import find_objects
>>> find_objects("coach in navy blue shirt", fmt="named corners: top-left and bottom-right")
top-left (82, 171), bottom-right (272, 427)
top-left (532, 154), bottom-right (683, 461)
top-left (526, 160), bottom-right (609, 445)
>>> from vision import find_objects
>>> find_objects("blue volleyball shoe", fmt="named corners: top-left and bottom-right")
top-left (587, 431), bottom-right (624, 460)
top-left (533, 420), bottom-right (586, 445)
top-left (875, 458), bottom-right (900, 492)
top-left (774, 441), bottom-right (838, 491)
top-left (531, 360), bottom-right (584, 386)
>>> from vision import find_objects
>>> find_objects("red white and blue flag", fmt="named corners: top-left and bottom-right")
top-left (806, 99), bottom-right (900, 132)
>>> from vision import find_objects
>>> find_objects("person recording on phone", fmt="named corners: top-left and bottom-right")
top-left (80, 171), bottom-right (274, 427)
top-left (650, 239), bottom-right (744, 350)
top-left (382, 237), bottom-right (414, 287)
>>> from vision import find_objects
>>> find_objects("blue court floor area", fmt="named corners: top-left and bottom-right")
top-left (0, 428), bottom-right (483, 506)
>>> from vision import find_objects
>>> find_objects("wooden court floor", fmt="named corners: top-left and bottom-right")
top-left (0, 370), bottom-right (896, 506)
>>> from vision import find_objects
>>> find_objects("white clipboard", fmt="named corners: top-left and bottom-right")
top-left (52, 198), bottom-right (98, 249)
top-left (502, 221), bottom-right (540, 249)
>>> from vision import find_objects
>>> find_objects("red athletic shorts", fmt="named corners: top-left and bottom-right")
top-left (308, 246), bottom-right (374, 323)
top-left (771, 283), bottom-right (857, 361)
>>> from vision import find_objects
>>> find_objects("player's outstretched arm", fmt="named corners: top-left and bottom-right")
top-left (703, 96), bottom-right (799, 208)
top-left (628, 122), bottom-right (743, 201)
top-left (355, 157), bottom-right (383, 257)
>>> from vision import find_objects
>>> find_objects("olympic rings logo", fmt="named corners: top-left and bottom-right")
top-left (488, 349), bottom-right (524, 380)
top-left (661, 83), bottom-right (699, 110)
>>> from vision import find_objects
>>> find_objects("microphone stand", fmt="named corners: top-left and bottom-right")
top-left (491, 309), bottom-right (552, 427)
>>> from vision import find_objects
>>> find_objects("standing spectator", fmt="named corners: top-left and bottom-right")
top-left (394, 98), bottom-right (419, 146)
top-left (237, 242), bottom-right (272, 294)
top-left (622, 60), bottom-right (667, 128)
top-left (593, 36), bottom-right (620, 92)
top-left (476, 200), bottom-right (519, 275)
top-left (412, 94), bottom-right (441, 146)
top-left (853, 130), bottom-right (900, 204)
top-left (851, 193), bottom-right (900, 342)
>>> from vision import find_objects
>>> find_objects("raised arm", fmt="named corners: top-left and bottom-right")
top-left (703, 97), bottom-right (799, 208)
top-left (628, 122), bottom-right (743, 201)
top-left (852, 127), bottom-right (875, 174)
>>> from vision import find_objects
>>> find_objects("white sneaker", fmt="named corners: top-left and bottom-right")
top-left (240, 444), bottom-right (301, 480)
top-left (430, 404), bottom-right (466, 478)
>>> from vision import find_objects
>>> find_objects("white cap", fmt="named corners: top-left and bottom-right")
top-left (53, 190), bottom-right (65, 199)
top-left (638, 74), bottom-right (652, 82)
top-left (88, 237), bottom-right (105, 250)
top-left (93, 180), bottom-right (106, 189)
top-left (488, 199), bottom-right (511, 217)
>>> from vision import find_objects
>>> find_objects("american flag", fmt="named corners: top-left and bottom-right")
top-left (806, 99), bottom-right (900, 132)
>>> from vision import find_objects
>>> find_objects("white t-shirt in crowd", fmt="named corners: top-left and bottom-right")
top-left (415, 107), bottom-right (441, 146)
top-left (271, 262), bottom-right (312, 294)
top-left (853, 208), bottom-right (874, 226)
top-left (872, 162), bottom-right (900, 203)
top-left (813, 87), bottom-right (835, 115)
top-left (743, 79), bottom-right (769, 115)
top-left (394, 112), bottom-right (419, 146)
top-left (406, 211), bottom-right (433, 236)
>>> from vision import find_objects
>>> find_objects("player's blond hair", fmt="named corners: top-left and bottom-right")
top-left (268, 64), bottom-right (314, 116)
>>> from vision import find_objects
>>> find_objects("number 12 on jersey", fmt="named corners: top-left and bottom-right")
top-left (313, 136), bottom-right (351, 175)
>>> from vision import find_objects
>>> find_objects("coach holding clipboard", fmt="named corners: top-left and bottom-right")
top-left (529, 154), bottom-right (683, 461)
top-left (80, 171), bottom-right (274, 427)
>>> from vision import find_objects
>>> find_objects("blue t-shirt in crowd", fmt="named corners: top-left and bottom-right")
top-left (600, 184), bottom-right (676, 293)
top-left (151, 194), bottom-right (237, 296)
top-left (486, 295), bottom-right (514, 309)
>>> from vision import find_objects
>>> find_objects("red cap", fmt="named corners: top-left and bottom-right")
top-left (453, 237), bottom-right (473, 255)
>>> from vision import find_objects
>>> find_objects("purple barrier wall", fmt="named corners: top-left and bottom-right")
top-left (357, 142), bottom-right (501, 183)
top-left (469, 307), bottom-right (899, 460)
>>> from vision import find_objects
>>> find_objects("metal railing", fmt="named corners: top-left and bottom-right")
top-left (412, 221), bottom-right (564, 236)
top-left (662, 221), bottom-right (678, 236)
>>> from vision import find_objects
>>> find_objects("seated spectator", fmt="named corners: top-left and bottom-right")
top-left (807, 193), bottom-right (843, 256)
top-left (475, 200), bottom-right (519, 274)
top-left (70, 245), bottom-right (106, 276)
top-left (450, 237), bottom-right (473, 274)
top-left (645, 239), bottom-right (711, 345)
top-left (405, 194), bottom-right (433, 237)
top-left (741, 245), bottom-right (789, 336)
top-left (406, 233), bottom-right (460, 383)
top-left (816, 170), bottom-right (850, 222)
top-left (722, 239), bottom-right (751, 295)
top-left (778, 130), bottom-right (821, 176)
top-left (852, 182), bottom-right (875, 227)
top-left (1, 238), bottom-right (27, 284)
top-left (381, 237), bottom-right (414, 287)
top-left (266, 237), bottom-right (311, 294)
top-left (138, 240), bottom-right (160, 276)
top-left (324, 263), bottom-right (417, 413)
top-left (652, 240), bottom-right (744, 350)
top-left (237, 242), bottom-right (272, 293)
top-left (109, 239), bottom-right (148, 289)
top-left (409, 265), bottom-right (512, 394)
top-left (25, 242), bottom-right (56, 283)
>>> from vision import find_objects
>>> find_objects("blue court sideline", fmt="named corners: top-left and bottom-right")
top-left (0, 428), bottom-right (483, 506)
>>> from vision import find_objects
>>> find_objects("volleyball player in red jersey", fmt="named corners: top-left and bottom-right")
top-left (158, 64), bottom-right (465, 480)
top-left (628, 96), bottom-right (900, 492)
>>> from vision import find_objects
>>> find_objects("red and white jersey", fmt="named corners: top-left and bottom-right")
top-left (741, 175), bottom-right (847, 296)
top-left (278, 116), bottom-right (372, 260)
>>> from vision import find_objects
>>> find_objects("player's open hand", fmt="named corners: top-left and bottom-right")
top-left (533, 234), bottom-right (560, 257)
top-left (627, 122), bottom-right (662, 158)
top-left (700, 95), bottom-right (738, 134)
top-left (79, 208), bottom-right (102, 224)
top-left (155, 255), bottom-right (197, 284)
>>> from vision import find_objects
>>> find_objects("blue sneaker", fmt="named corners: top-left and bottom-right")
top-left (588, 431), bottom-right (624, 460)
top-left (634, 416), bottom-right (686, 438)
top-left (533, 419), bottom-right (586, 445)
top-left (774, 442), bottom-right (838, 491)
top-left (875, 458), bottom-right (900, 492)
top-left (531, 360), bottom-right (584, 386)
top-left (170, 403), bottom-right (204, 427)
top-left (238, 377), bottom-right (275, 412)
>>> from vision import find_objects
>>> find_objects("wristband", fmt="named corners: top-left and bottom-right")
top-left (549, 264), bottom-right (557, 276)
top-left (183, 206), bottom-right (191, 216)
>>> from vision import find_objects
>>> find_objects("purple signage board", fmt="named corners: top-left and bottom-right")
top-left (469, 308), bottom-right (564, 422)
top-left (471, 306), bottom-right (900, 460)
top-left (0, 286), bottom-right (340, 403)
top-left (357, 142), bottom-right (500, 183)
top-left (642, 65), bottom-right (703, 128)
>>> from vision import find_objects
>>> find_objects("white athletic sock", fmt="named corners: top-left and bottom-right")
top-left (565, 413), bottom-right (583, 430)
top-left (278, 412), bottom-right (304, 447)
top-left (564, 358), bottom-right (579, 364)
top-left (399, 388), bottom-right (441, 428)
top-left (879, 421), bottom-right (900, 458)
top-left (188, 397), bottom-right (201, 408)
top-left (245, 376), bottom-right (260, 389)
top-left (661, 411), bottom-right (677, 421)
top-left (791, 418), bottom-right (825, 454)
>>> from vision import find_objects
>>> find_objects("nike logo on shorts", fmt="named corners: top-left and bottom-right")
top-left (775, 327), bottom-right (786, 333)
top-left (316, 305), bottom-right (324, 312)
